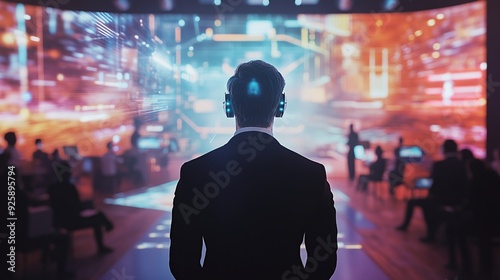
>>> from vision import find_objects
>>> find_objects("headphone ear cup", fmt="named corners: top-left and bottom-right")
top-left (275, 93), bottom-right (286, 117)
top-left (224, 93), bottom-right (234, 118)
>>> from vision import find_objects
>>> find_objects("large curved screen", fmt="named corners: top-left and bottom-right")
top-left (0, 1), bottom-right (486, 169)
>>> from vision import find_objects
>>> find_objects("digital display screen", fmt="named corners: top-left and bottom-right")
top-left (353, 145), bottom-right (365, 160)
top-left (414, 177), bottom-right (433, 189)
top-left (0, 1), bottom-right (486, 166)
top-left (137, 137), bottom-right (162, 150)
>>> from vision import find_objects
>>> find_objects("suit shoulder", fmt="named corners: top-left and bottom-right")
top-left (279, 145), bottom-right (325, 171)
top-left (179, 145), bottom-right (228, 173)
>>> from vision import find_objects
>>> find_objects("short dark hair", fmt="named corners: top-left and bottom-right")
top-left (35, 138), bottom-right (42, 145)
top-left (460, 148), bottom-right (474, 161)
top-left (227, 60), bottom-right (285, 127)
top-left (442, 139), bottom-right (458, 154)
top-left (4, 131), bottom-right (16, 146)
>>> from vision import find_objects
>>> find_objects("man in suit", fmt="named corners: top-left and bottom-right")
top-left (396, 139), bottom-right (468, 243)
top-left (169, 60), bottom-right (338, 280)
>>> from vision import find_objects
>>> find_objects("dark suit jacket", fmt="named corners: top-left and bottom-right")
top-left (169, 131), bottom-right (337, 280)
top-left (428, 156), bottom-right (468, 206)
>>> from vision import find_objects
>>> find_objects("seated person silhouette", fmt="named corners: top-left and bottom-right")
top-left (396, 139), bottom-right (468, 243)
top-left (48, 164), bottom-right (114, 254)
top-left (357, 146), bottom-right (387, 192)
top-left (1, 151), bottom-right (74, 279)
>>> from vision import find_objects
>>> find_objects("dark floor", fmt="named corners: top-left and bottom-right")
top-left (13, 155), bottom-right (500, 280)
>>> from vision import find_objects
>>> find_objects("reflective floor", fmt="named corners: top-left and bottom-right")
top-left (102, 181), bottom-right (389, 280)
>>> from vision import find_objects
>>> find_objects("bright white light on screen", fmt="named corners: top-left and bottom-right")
top-left (262, 0), bottom-right (269, 6)
top-left (480, 62), bottom-right (487, 70)
top-left (295, 0), bottom-right (302, 5)
top-left (430, 125), bottom-right (441, 132)
top-left (214, 0), bottom-right (221, 5)
top-left (247, 20), bottom-right (273, 36)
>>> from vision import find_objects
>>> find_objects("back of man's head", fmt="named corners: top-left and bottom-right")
top-left (442, 139), bottom-right (458, 154)
top-left (4, 131), bottom-right (16, 146)
top-left (227, 60), bottom-right (285, 128)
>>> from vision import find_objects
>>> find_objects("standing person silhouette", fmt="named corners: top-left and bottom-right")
top-left (346, 123), bottom-right (359, 181)
top-left (169, 60), bottom-right (338, 280)
top-left (388, 136), bottom-right (405, 195)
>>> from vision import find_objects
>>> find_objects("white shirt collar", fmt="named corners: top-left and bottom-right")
top-left (234, 126), bottom-right (273, 136)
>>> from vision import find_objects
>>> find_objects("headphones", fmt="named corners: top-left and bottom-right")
top-left (223, 92), bottom-right (286, 118)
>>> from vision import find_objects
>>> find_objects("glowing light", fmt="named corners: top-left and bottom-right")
top-left (436, 13), bottom-right (445, 20)
top-left (79, 113), bottom-right (109, 122)
top-left (1, 33), bottom-right (16, 46)
top-left (344, 244), bottom-right (363, 250)
top-left (178, 19), bottom-right (185, 27)
top-left (146, 125), bottom-right (164, 132)
top-left (262, 0), bottom-right (269, 6)
top-left (29, 36), bottom-right (40, 42)
top-left (214, 19), bottom-right (221, 27)
top-left (56, 73), bottom-right (64, 81)
top-left (149, 233), bottom-right (159, 238)
top-left (21, 92), bottom-right (32, 102)
top-left (427, 71), bottom-right (482, 82)
top-left (134, 35), bottom-right (139, 39)
top-left (205, 28), bottom-right (213, 38)
top-left (480, 62), bottom-right (487, 70)
top-left (113, 135), bottom-right (120, 143)
top-left (24, 14), bottom-right (31, 20)
top-left (414, 30), bottom-right (423, 37)
top-left (427, 19), bottom-right (436, 27)
top-left (430, 125), bottom-right (441, 132)
top-left (194, 16), bottom-right (200, 22)
top-left (424, 86), bottom-right (482, 95)
top-left (20, 108), bottom-right (30, 119)
top-left (432, 43), bottom-right (441, 50)
top-left (432, 51), bottom-right (440, 59)
top-left (247, 78), bottom-right (261, 95)
top-left (295, 0), bottom-right (302, 5)
top-left (214, 0), bottom-right (221, 5)
top-left (376, 20), bottom-right (383, 27)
